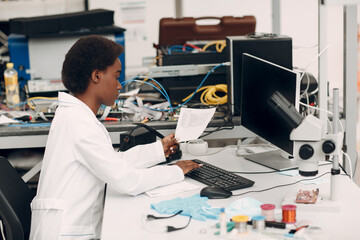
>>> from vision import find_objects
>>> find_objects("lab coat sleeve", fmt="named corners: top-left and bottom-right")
top-left (115, 141), bottom-right (167, 169)
top-left (72, 124), bottom-right (184, 196)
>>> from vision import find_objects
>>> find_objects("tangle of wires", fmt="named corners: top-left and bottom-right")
top-left (120, 68), bottom-right (234, 137)
top-left (162, 40), bottom-right (227, 55)
top-left (121, 63), bottom-right (227, 113)
top-left (298, 71), bottom-right (319, 117)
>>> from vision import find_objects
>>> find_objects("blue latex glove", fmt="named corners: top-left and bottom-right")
top-left (151, 194), bottom-right (221, 221)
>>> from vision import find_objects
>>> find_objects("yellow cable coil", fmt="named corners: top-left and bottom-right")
top-left (27, 97), bottom-right (58, 110)
top-left (182, 84), bottom-right (227, 105)
top-left (202, 40), bottom-right (226, 53)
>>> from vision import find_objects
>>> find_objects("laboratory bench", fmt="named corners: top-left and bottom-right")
top-left (101, 146), bottom-right (360, 240)
top-left (0, 116), bottom-right (252, 150)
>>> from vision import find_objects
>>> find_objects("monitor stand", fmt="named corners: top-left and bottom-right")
top-left (244, 150), bottom-right (298, 171)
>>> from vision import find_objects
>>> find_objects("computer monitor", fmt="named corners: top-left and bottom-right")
top-left (240, 53), bottom-right (300, 171)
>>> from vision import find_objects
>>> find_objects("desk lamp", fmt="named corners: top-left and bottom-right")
top-left (269, 88), bottom-right (343, 204)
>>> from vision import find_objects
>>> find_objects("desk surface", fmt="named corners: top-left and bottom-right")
top-left (101, 147), bottom-right (360, 240)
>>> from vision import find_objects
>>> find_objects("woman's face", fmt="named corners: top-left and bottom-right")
top-left (98, 58), bottom-right (122, 106)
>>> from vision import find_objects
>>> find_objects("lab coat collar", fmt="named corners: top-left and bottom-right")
top-left (58, 92), bottom-right (97, 119)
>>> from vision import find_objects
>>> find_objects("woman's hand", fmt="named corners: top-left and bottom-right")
top-left (161, 133), bottom-right (179, 157)
top-left (173, 160), bottom-right (202, 174)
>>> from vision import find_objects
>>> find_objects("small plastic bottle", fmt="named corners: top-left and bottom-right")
top-left (4, 63), bottom-right (20, 108)
top-left (219, 208), bottom-right (227, 236)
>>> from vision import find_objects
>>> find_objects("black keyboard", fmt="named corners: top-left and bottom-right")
top-left (185, 159), bottom-right (255, 191)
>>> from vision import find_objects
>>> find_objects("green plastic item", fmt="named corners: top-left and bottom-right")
top-left (214, 221), bottom-right (235, 235)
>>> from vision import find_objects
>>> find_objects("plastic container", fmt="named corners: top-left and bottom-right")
top-left (252, 215), bottom-right (266, 231)
top-left (231, 215), bottom-right (249, 233)
top-left (4, 63), bottom-right (20, 108)
top-left (260, 204), bottom-right (276, 221)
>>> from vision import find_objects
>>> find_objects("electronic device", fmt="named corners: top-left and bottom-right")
top-left (148, 63), bottom-right (221, 78)
top-left (240, 53), bottom-right (300, 171)
top-left (119, 123), bottom-right (182, 162)
top-left (287, 88), bottom-right (343, 203)
top-left (227, 34), bottom-right (293, 116)
top-left (119, 126), bottom-right (157, 151)
top-left (7, 10), bottom-right (126, 92)
top-left (8, 31), bottom-right (125, 87)
top-left (27, 79), bottom-right (67, 96)
top-left (185, 159), bottom-right (255, 191)
top-left (9, 9), bottom-right (115, 36)
top-left (142, 65), bottom-right (227, 104)
top-left (200, 186), bottom-right (233, 199)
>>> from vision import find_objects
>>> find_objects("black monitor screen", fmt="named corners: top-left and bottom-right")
top-left (240, 53), bottom-right (299, 155)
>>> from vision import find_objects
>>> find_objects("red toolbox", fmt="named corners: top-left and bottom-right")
top-left (156, 16), bottom-right (256, 66)
top-left (158, 16), bottom-right (256, 46)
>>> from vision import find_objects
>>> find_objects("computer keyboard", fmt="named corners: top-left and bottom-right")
top-left (185, 159), bottom-right (255, 191)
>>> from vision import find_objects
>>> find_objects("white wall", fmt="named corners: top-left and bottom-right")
top-left (0, 0), bottom-right (84, 20)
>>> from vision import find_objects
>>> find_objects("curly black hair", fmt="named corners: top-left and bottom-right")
top-left (62, 35), bottom-right (124, 94)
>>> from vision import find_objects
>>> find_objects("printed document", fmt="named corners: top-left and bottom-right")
top-left (175, 107), bottom-right (216, 142)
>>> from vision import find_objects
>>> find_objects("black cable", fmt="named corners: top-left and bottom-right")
top-left (117, 124), bottom-right (142, 152)
top-left (167, 216), bottom-right (192, 232)
top-left (231, 170), bottom-right (280, 174)
top-left (133, 122), bottom-right (164, 138)
top-left (198, 105), bottom-right (233, 137)
top-left (325, 159), bottom-right (351, 179)
top-left (200, 117), bottom-right (234, 138)
top-left (338, 163), bottom-right (351, 179)
top-left (232, 172), bottom-right (331, 197)
top-left (145, 210), bottom-right (192, 233)
top-left (146, 210), bottom-right (183, 220)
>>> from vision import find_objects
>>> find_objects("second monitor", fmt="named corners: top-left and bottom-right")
top-left (240, 53), bottom-right (300, 171)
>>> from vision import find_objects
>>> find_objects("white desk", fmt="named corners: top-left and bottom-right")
top-left (101, 147), bottom-right (360, 239)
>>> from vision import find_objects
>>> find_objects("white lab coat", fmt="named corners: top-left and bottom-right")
top-left (29, 92), bottom-right (184, 240)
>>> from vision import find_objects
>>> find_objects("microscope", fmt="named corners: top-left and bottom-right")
top-left (269, 88), bottom-right (343, 201)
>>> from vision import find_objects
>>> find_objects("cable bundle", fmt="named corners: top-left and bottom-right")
top-left (182, 84), bottom-right (227, 105)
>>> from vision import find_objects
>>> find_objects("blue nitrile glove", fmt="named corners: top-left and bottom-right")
top-left (151, 194), bottom-right (221, 221)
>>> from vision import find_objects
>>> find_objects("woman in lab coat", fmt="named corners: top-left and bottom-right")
top-left (29, 35), bottom-right (200, 240)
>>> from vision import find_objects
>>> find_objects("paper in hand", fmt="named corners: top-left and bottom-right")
top-left (175, 107), bottom-right (216, 142)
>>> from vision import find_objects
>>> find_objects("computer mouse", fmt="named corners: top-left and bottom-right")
top-left (200, 186), bottom-right (233, 199)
